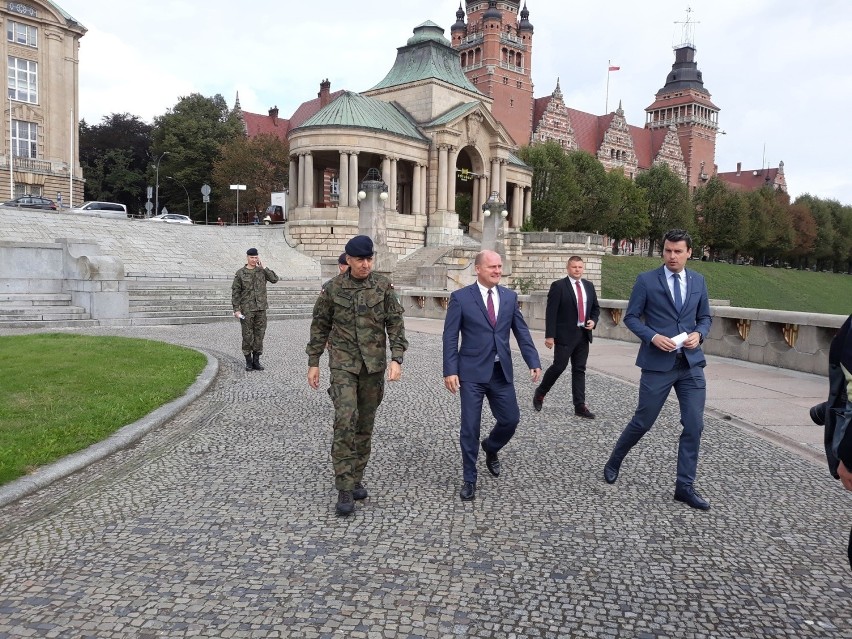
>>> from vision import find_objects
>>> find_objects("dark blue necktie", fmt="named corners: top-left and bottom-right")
top-left (672, 273), bottom-right (683, 311)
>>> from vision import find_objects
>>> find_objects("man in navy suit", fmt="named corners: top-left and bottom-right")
top-left (442, 250), bottom-right (542, 501)
top-left (533, 255), bottom-right (600, 418)
top-left (603, 229), bottom-right (713, 510)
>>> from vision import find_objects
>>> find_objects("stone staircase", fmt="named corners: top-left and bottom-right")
top-left (394, 246), bottom-right (454, 287)
top-left (0, 293), bottom-right (98, 329)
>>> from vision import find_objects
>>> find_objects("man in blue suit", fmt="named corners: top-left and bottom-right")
top-left (603, 229), bottom-right (713, 510)
top-left (443, 250), bottom-right (542, 501)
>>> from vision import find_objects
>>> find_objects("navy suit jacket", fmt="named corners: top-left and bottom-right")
top-left (545, 277), bottom-right (600, 345)
top-left (623, 266), bottom-right (712, 372)
top-left (443, 283), bottom-right (541, 384)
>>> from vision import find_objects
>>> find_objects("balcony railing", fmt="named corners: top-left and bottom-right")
top-left (0, 155), bottom-right (68, 173)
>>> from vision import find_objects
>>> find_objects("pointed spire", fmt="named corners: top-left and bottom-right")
top-left (452, 2), bottom-right (466, 31)
top-left (616, 100), bottom-right (624, 116)
top-left (234, 90), bottom-right (241, 112)
top-left (519, 1), bottom-right (533, 31)
top-left (553, 77), bottom-right (563, 101)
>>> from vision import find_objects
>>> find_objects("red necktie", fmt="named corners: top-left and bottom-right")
top-left (487, 289), bottom-right (496, 327)
top-left (576, 280), bottom-right (585, 324)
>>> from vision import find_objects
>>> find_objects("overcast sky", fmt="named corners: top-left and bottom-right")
top-left (58, 0), bottom-right (852, 205)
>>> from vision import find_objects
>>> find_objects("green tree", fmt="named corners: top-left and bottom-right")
top-left (79, 113), bottom-right (152, 214)
top-left (151, 93), bottom-right (244, 220)
top-left (602, 168), bottom-right (648, 254)
top-left (563, 150), bottom-right (612, 232)
top-left (517, 141), bottom-right (574, 230)
top-left (635, 163), bottom-right (693, 256)
top-left (785, 201), bottom-right (817, 269)
top-left (212, 133), bottom-right (290, 222)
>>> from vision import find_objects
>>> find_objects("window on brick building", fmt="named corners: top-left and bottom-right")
top-left (503, 77), bottom-right (508, 85)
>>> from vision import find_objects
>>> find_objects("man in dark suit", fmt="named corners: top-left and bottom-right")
top-left (442, 250), bottom-right (542, 501)
top-left (533, 255), bottom-right (600, 418)
top-left (603, 229), bottom-right (713, 510)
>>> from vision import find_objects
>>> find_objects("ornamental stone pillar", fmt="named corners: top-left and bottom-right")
top-left (339, 152), bottom-right (349, 208)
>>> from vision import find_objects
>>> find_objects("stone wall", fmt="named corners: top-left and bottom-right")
top-left (506, 231), bottom-right (605, 291)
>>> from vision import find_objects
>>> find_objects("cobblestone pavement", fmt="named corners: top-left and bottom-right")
top-left (0, 320), bottom-right (850, 638)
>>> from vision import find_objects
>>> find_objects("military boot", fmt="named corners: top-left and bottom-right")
top-left (251, 352), bottom-right (264, 371)
top-left (352, 482), bottom-right (368, 501)
top-left (244, 354), bottom-right (253, 371)
top-left (336, 490), bottom-right (354, 515)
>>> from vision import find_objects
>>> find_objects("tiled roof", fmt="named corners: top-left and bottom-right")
top-left (289, 90), bottom-right (345, 129)
top-left (716, 168), bottom-right (781, 191)
top-left (370, 22), bottom-right (479, 93)
top-left (507, 152), bottom-right (529, 168)
top-left (532, 96), bottom-right (551, 130)
top-left (242, 111), bottom-right (290, 141)
top-left (294, 91), bottom-right (428, 142)
top-left (566, 108), bottom-right (603, 155)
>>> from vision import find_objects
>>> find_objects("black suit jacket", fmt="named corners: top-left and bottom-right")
top-left (544, 277), bottom-right (600, 345)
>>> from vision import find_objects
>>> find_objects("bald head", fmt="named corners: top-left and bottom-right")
top-left (474, 250), bottom-right (503, 288)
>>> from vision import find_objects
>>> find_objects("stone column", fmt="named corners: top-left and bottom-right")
top-left (339, 151), bottom-right (349, 208)
top-left (390, 158), bottom-right (398, 212)
top-left (437, 146), bottom-right (448, 212)
top-left (524, 187), bottom-right (532, 224)
top-left (420, 164), bottom-right (428, 215)
top-left (349, 152), bottom-right (359, 207)
top-left (381, 157), bottom-right (391, 194)
top-left (447, 147), bottom-right (458, 213)
top-left (298, 154), bottom-right (306, 207)
top-left (412, 164), bottom-right (422, 215)
top-left (288, 159), bottom-right (298, 213)
top-left (304, 152), bottom-right (314, 207)
top-left (471, 177), bottom-right (480, 223)
top-left (512, 184), bottom-right (522, 228)
top-left (491, 159), bottom-right (501, 204)
top-left (479, 174), bottom-right (489, 223)
top-left (499, 161), bottom-right (507, 203)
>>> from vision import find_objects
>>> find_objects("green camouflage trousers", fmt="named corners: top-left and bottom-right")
top-left (241, 310), bottom-right (268, 355)
top-left (328, 364), bottom-right (385, 490)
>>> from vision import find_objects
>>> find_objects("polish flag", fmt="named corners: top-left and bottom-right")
top-left (609, 65), bottom-right (621, 71)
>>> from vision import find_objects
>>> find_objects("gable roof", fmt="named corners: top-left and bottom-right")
top-left (242, 110), bottom-right (290, 141)
top-left (716, 167), bottom-right (785, 192)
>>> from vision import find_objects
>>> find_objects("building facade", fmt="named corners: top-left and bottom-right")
top-left (1, 0), bottom-right (85, 205)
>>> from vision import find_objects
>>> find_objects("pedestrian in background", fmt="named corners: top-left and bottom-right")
top-left (533, 255), bottom-right (600, 419)
top-left (603, 229), bottom-right (713, 510)
top-left (232, 247), bottom-right (279, 371)
top-left (442, 250), bottom-right (541, 502)
top-left (306, 235), bottom-right (408, 516)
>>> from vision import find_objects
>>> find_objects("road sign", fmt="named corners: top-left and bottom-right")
top-left (145, 201), bottom-right (153, 213)
top-left (202, 195), bottom-right (210, 203)
top-left (147, 186), bottom-right (153, 199)
top-left (201, 184), bottom-right (211, 196)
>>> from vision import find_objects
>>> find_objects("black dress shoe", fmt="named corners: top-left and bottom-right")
top-left (603, 462), bottom-right (620, 484)
top-left (575, 404), bottom-right (595, 419)
top-left (459, 481), bottom-right (476, 501)
top-left (533, 392), bottom-right (544, 412)
top-left (674, 487), bottom-right (711, 510)
top-left (810, 402), bottom-right (826, 426)
top-left (482, 441), bottom-right (501, 477)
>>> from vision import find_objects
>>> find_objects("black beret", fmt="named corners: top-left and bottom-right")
top-left (246, 248), bottom-right (258, 256)
top-left (344, 235), bottom-right (374, 258)
top-left (338, 252), bottom-right (348, 265)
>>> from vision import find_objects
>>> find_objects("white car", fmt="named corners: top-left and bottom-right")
top-left (70, 201), bottom-right (128, 219)
top-left (148, 213), bottom-right (193, 225)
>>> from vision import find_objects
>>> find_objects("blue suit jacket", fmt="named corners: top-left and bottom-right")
top-left (443, 283), bottom-right (541, 383)
top-left (623, 266), bottom-right (712, 372)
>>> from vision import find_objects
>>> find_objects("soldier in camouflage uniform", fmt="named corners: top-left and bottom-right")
top-left (306, 235), bottom-right (408, 516)
top-left (232, 247), bottom-right (279, 371)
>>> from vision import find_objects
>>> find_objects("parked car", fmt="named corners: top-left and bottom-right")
top-left (263, 204), bottom-right (286, 224)
top-left (2, 195), bottom-right (57, 210)
top-left (71, 201), bottom-right (128, 219)
top-left (147, 213), bottom-right (193, 225)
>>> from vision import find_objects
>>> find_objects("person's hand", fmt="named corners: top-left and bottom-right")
top-left (257, 258), bottom-right (264, 268)
top-left (651, 334), bottom-right (677, 352)
top-left (683, 332), bottom-right (702, 349)
top-left (307, 366), bottom-right (320, 390)
top-left (585, 320), bottom-right (596, 330)
top-left (839, 460), bottom-right (852, 492)
top-left (544, 338), bottom-right (554, 350)
top-left (530, 368), bottom-right (542, 383)
top-left (444, 375), bottom-right (459, 394)
top-left (233, 310), bottom-right (241, 318)
top-left (387, 361), bottom-right (401, 382)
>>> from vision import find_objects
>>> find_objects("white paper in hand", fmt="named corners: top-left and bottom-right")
top-left (671, 332), bottom-right (689, 348)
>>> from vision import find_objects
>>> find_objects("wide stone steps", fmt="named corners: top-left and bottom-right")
top-left (0, 292), bottom-right (93, 327)
top-left (394, 246), bottom-right (454, 287)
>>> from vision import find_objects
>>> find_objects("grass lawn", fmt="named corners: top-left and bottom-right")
top-left (602, 255), bottom-right (852, 315)
top-left (0, 333), bottom-right (206, 486)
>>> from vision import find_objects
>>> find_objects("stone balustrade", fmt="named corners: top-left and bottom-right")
top-left (396, 289), bottom-right (847, 376)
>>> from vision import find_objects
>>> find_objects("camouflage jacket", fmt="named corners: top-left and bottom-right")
top-left (231, 266), bottom-right (279, 312)
top-left (306, 271), bottom-right (408, 374)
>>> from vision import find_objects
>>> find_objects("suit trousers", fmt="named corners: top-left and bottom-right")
top-left (459, 362), bottom-right (521, 483)
top-left (609, 356), bottom-right (706, 489)
top-left (537, 334), bottom-right (589, 406)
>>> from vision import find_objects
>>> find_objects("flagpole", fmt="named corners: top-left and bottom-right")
top-left (605, 60), bottom-right (611, 114)
top-left (8, 96), bottom-right (13, 199)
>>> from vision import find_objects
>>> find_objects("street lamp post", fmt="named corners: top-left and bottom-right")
top-left (167, 176), bottom-right (191, 216)
top-left (230, 184), bottom-right (246, 225)
top-left (154, 151), bottom-right (170, 217)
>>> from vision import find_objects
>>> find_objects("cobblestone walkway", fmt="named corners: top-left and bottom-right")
top-left (0, 321), bottom-right (850, 638)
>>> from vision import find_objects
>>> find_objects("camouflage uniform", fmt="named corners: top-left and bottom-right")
top-left (232, 264), bottom-right (279, 355)
top-left (306, 270), bottom-right (408, 491)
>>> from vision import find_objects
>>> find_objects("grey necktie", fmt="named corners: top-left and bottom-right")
top-left (672, 273), bottom-right (683, 311)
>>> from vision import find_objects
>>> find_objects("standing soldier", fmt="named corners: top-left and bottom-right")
top-left (232, 247), bottom-right (279, 371)
top-left (306, 235), bottom-right (408, 516)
